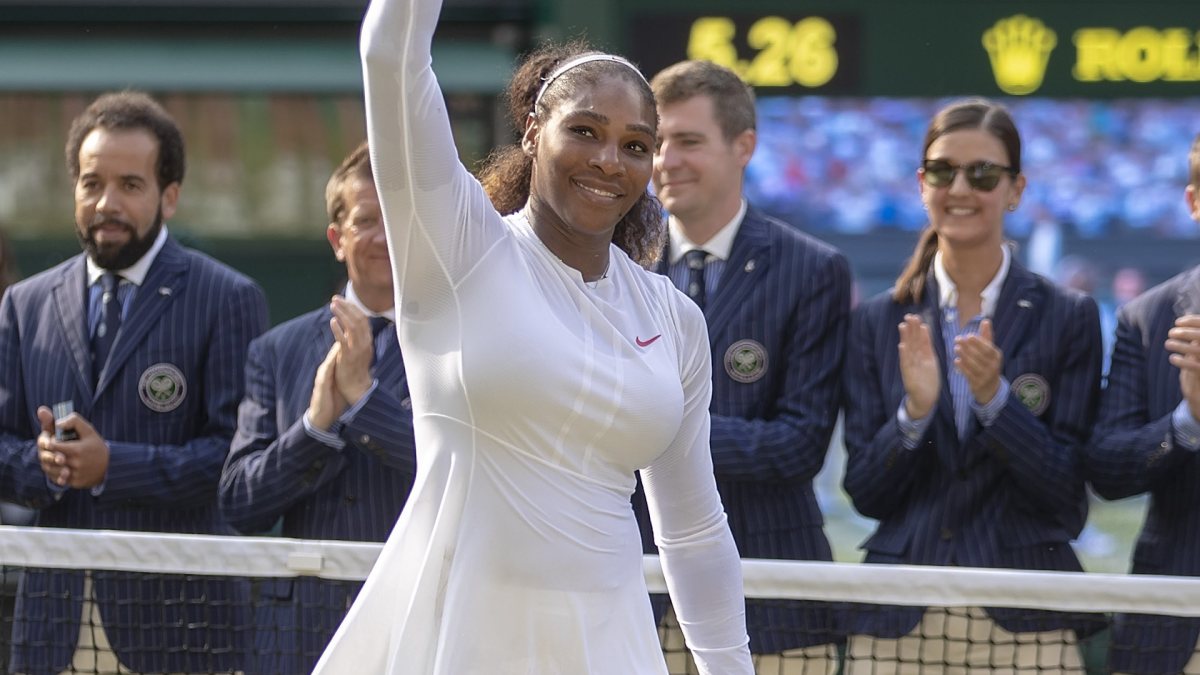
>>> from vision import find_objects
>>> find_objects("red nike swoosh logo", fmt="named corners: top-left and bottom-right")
top-left (636, 335), bottom-right (662, 347)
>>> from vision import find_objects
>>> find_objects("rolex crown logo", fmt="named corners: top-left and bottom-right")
top-left (982, 15), bottom-right (1057, 95)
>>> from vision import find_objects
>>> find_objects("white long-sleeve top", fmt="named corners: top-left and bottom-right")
top-left (312, 0), bottom-right (754, 672)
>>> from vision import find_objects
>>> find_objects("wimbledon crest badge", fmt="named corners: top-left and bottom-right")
top-left (139, 363), bottom-right (187, 413)
top-left (724, 339), bottom-right (769, 384)
top-left (1012, 373), bottom-right (1050, 416)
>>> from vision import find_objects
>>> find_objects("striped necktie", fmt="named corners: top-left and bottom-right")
top-left (91, 272), bottom-right (123, 382)
top-left (684, 249), bottom-right (708, 310)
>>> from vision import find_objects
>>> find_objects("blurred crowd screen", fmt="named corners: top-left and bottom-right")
top-left (746, 96), bottom-right (1200, 239)
top-left (0, 92), bottom-right (493, 238)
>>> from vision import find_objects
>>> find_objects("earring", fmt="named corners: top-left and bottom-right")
top-left (1007, 204), bottom-right (1017, 212)
top-left (922, 202), bottom-right (929, 211)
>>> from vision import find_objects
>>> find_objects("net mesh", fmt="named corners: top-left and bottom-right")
top-left (0, 527), bottom-right (1197, 675)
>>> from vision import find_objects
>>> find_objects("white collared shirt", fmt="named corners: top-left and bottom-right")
top-left (343, 281), bottom-right (397, 323)
top-left (667, 199), bottom-right (748, 264)
top-left (933, 244), bottom-right (1011, 317)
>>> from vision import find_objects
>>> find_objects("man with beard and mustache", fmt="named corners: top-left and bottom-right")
top-left (0, 91), bottom-right (268, 675)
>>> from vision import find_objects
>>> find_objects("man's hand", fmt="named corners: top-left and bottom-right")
top-left (330, 297), bottom-right (375, 406)
top-left (1167, 315), bottom-right (1200, 421)
top-left (956, 319), bottom-right (1004, 405)
top-left (36, 406), bottom-right (110, 488)
top-left (307, 342), bottom-right (347, 432)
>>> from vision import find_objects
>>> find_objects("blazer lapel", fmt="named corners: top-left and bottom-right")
top-left (961, 260), bottom-right (1040, 460)
top-left (990, 261), bottom-right (1042, 366)
top-left (1174, 266), bottom-right (1200, 317)
top-left (95, 238), bottom-right (188, 397)
top-left (704, 207), bottom-right (771, 337)
top-left (51, 257), bottom-right (93, 400)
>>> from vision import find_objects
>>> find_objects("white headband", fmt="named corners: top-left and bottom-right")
top-left (532, 54), bottom-right (648, 112)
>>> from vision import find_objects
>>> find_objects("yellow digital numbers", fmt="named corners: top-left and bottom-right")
top-left (1074, 27), bottom-right (1200, 83)
top-left (687, 15), bottom-right (839, 88)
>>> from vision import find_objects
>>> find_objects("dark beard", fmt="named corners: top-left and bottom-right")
top-left (78, 206), bottom-right (163, 270)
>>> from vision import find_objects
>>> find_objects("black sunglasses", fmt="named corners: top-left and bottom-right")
top-left (920, 159), bottom-right (1017, 192)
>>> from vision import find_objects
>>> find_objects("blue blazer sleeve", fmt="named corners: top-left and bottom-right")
top-left (219, 334), bottom-right (349, 534)
top-left (339, 383), bottom-right (417, 476)
top-left (97, 280), bottom-right (269, 507)
top-left (708, 250), bottom-right (851, 481)
top-left (1086, 295), bottom-right (1193, 500)
top-left (0, 289), bottom-right (54, 506)
top-left (973, 294), bottom-right (1101, 515)
top-left (842, 295), bottom-right (935, 520)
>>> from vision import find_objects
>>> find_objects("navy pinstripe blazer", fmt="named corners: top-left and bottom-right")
top-left (219, 303), bottom-right (415, 675)
top-left (0, 236), bottom-right (268, 674)
top-left (843, 262), bottom-right (1104, 638)
top-left (636, 204), bottom-right (851, 652)
top-left (1085, 265), bottom-right (1200, 675)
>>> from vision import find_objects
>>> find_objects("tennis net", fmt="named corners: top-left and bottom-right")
top-left (0, 526), bottom-right (1197, 675)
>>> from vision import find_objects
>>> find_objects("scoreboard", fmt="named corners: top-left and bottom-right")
top-left (625, 2), bottom-right (1200, 98)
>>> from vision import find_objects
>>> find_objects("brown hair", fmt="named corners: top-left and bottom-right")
top-left (66, 91), bottom-right (185, 192)
top-left (477, 41), bottom-right (665, 267)
top-left (1189, 132), bottom-right (1200, 189)
top-left (326, 140), bottom-right (373, 226)
top-left (649, 59), bottom-right (756, 142)
top-left (893, 98), bottom-right (1022, 304)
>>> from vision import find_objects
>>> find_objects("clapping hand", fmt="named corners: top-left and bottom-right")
top-left (330, 297), bottom-right (375, 406)
top-left (898, 314), bottom-right (940, 420)
top-left (955, 319), bottom-right (1003, 405)
top-left (1167, 315), bottom-right (1200, 421)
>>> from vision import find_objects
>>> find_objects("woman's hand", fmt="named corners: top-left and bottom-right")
top-left (898, 314), bottom-right (940, 420)
top-left (955, 319), bottom-right (1003, 405)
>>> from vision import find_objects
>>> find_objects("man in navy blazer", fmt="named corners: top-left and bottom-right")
top-left (1084, 134), bottom-right (1200, 675)
top-left (0, 92), bottom-right (268, 674)
top-left (219, 141), bottom-right (416, 675)
top-left (637, 60), bottom-right (851, 674)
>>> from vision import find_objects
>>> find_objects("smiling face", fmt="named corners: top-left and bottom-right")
top-left (920, 128), bottom-right (1024, 251)
top-left (328, 176), bottom-right (393, 304)
top-left (74, 127), bottom-right (178, 270)
top-left (652, 94), bottom-right (754, 231)
top-left (523, 73), bottom-right (656, 244)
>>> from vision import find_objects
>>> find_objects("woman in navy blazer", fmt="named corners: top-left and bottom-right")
top-left (842, 99), bottom-right (1105, 675)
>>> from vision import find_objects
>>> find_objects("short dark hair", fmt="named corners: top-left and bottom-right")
top-left (326, 140), bottom-right (373, 225)
top-left (650, 60), bottom-right (756, 142)
top-left (1190, 132), bottom-right (1200, 189)
top-left (65, 91), bottom-right (185, 192)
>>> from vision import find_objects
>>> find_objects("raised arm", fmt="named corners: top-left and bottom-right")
top-left (360, 0), bottom-right (507, 306)
top-left (641, 298), bottom-right (753, 675)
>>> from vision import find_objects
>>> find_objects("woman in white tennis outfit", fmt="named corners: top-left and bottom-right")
top-left (311, 0), bottom-right (755, 673)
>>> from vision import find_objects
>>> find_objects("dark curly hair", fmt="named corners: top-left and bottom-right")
top-left (66, 91), bottom-right (185, 192)
top-left (477, 41), bottom-right (665, 268)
